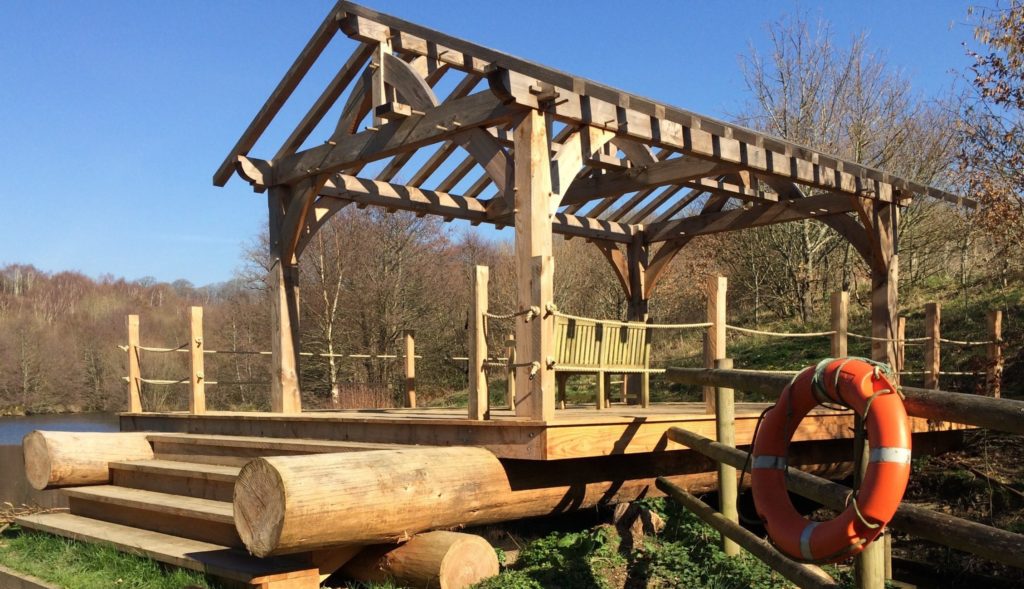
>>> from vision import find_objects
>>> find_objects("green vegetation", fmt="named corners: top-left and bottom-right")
top-left (477, 499), bottom-right (855, 589)
top-left (0, 524), bottom-right (221, 589)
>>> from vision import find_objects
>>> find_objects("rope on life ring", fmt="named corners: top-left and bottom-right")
top-left (751, 357), bottom-right (912, 563)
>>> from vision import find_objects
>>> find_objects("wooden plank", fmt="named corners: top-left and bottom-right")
top-left (126, 315), bottom-right (142, 413)
top-left (188, 306), bottom-right (206, 415)
top-left (0, 565), bottom-right (62, 589)
top-left (110, 459), bottom-right (239, 502)
top-left (513, 110), bottom-right (555, 421)
top-left (272, 92), bottom-right (522, 186)
top-left (214, 1), bottom-right (343, 186)
top-left (16, 513), bottom-right (319, 585)
top-left (65, 485), bottom-right (234, 523)
top-left (647, 193), bottom-right (855, 242)
top-left (469, 265), bottom-right (489, 420)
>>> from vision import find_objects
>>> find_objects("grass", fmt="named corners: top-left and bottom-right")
top-left (0, 524), bottom-right (221, 589)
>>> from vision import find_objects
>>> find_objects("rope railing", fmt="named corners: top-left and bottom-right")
top-left (847, 332), bottom-right (929, 344)
top-left (939, 337), bottom-right (999, 347)
top-left (120, 344), bottom-right (419, 359)
top-left (123, 377), bottom-right (271, 386)
top-left (725, 324), bottom-right (835, 338)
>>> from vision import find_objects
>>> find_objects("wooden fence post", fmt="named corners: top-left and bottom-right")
top-left (924, 302), bottom-right (940, 390)
top-left (403, 329), bottom-right (416, 408)
top-left (714, 357), bottom-right (739, 557)
top-left (127, 315), bottom-right (142, 413)
top-left (506, 335), bottom-right (516, 411)
top-left (189, 306), bottom-right (206, 414)
top-left (704, 276), bottom-right (727, 414)
top-left (987, 310), bottom-right (1003, 398)
top-left (469, 265), bottom-right (489, 420)
top-left (896, 317), bottom-right (906, 375)
top-left (830, 291), bottom-right (848, 358)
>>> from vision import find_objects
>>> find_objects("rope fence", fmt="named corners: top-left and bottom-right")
top-left (725, 324), bottom-right (835, 338)
top-left (120, 344), bottom-right (420, 360)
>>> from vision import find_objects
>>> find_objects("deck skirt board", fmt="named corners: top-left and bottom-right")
top-left (121, 404), bottom-right (967, 460)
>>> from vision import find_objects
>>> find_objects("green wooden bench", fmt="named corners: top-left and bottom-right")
top-left (553, 315), bottom-right (657, 409)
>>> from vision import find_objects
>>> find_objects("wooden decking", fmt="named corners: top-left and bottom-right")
top-left (121, 403), bottom-right (963, 460)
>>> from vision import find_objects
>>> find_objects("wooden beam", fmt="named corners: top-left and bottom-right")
top-left (268, 187), bottom-right (302, 414)
top-left (594, 242), bottom-right (630, 298)
top-left (646, 193), bottom-right (855, 243)
top-left (561, 157), bottom-right (729, 207)
top-left (643, 194), bottom-right (728, 299)
top-left (271, 91), bottom-right (523, 187)
top-left (318, 175), bottom-right (635, 242)
top-left (275, 43), bottom-right (375, 160)
top-left (513, 110), bottom-right (555, 421)
top-left (214, 1), bottom-right (343, 186)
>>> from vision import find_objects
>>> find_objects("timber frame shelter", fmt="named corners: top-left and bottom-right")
top-left (216, 1), bottom-right (973, 421)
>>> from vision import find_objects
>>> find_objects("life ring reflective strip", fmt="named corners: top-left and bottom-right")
top-left (751, 357), bottom-right (912, 563)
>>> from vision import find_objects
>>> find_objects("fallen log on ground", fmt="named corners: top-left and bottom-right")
top-left (235, 445), bottom-right (813, 557)
top-left (23, 431), bottom-right (153, 490)
top-left (341, 531), bottom-right (498, 589)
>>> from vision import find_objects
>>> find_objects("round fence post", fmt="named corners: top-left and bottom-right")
top-left (714, 357), bottom-right (739, 556)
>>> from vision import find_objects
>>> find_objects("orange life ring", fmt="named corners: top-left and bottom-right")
top-left (751, 358), bottom-right (911, 563)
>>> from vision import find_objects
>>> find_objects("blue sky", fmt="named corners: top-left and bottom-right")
top-left (0, 1), bottom-right (976, 286)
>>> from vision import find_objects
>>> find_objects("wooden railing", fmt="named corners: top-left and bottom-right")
top-left (123, 307), bottom-right (418, 413)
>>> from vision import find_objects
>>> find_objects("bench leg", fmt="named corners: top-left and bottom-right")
top-left (641, 372), bottom-right (650, 408)
top-left (556, 373), bottom-right (568, 409)
top-left (596, 371), bottom-right (605, 410)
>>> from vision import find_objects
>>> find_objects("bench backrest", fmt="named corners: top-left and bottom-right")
top-left (553, 316), bottom-right (650, 371)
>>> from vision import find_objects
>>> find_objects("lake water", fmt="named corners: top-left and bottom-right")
top-left (0, 413), bottom-right (119, 445)
top-left (0, 413), bottom-right (119, 508)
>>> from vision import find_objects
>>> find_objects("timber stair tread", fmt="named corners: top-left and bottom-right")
top-left (15, 512), bottom-right (317, 584)
top-left (146, 432), bottom-right (413, 453)
top-left (109, 458), bottom-right (241, 482)
top-left (63, 485), bottom-right (234, 524)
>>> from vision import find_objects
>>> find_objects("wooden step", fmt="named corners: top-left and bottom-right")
top-left (15, 512), bottom-right (318, 587)
top-left (63, 485), bottom-right (239, 547)
top-left (147, 433), bottom-right (413, 466)
top-left (110, 459), bottom-right (239, 502)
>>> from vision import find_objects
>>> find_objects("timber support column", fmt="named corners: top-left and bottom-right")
top-left (704, 276), bottom-right (727, 414)
top-left (859, 200), bottom-right (900, 589)
top-left (625, 238), bottom-right (651, 406)
top-left (513, 109), bottom-right (555, 422)
top-left (268, 186), bottom-right (303, 414)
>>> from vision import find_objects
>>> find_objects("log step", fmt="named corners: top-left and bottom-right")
top-left (64, 485), bottom-right (239, 547)
top-left (110, 459), bottom-right (239, 502)
top-left (147, 433), bottom-right (411, 466)
top-left (15, 512), bottom-right (318, 587)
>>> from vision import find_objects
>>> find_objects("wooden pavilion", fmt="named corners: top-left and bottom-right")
top-left (215, 1), bottom-right (969, 423)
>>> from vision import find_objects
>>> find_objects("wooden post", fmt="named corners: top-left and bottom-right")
top-left (468, 265), bottom-right (489, 420)
top-left (860, 201), bottom-right (898, 589)
top-left (714, 358), bottom-right (739, 557)
top-left (404, 329), bottom-right (416, 408)
top-left (188, 306), bottom-right (206, 415)
top-left (625, 239), bottom-right (650, 406)
top-left (505, 335), bottom-right (516, 411)
top-left (924, 302), bottom-right (941, 390)
top-left (513, 109), bottom-right (555, 422)
top-left (704, 276), bottom-right (727, 414)
top-left (126, 315), bottom-right (142, 413)
top-left (830, 292), bottom-right (848, 358)
top-left (896, 316), bottom-right (906, 375)
top-left (987, 310), bottom-right (1003, 398)
top-left (268, 186), bottom-right (302, 414)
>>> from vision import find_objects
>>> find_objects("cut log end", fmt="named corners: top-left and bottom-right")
top-left (23, 431), bottom-right (154, 490)
top-left (343, 531), bottom-right (499, 589)
top-left (234, 457), bottom-right (288, 558)
top-left (23, 431), bottom-right (53, 491)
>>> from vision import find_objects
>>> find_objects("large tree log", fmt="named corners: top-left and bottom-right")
top-left (23, 431), bottom-right (153, 490)
top-left (342, 531), bottom-right (498, 589)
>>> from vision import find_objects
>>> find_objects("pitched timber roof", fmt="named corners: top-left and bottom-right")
top-left (216, 1), bottom-right (972, 253)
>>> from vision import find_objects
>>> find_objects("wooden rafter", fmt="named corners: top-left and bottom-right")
top-left (561, 156), bottom-right (731, 207)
